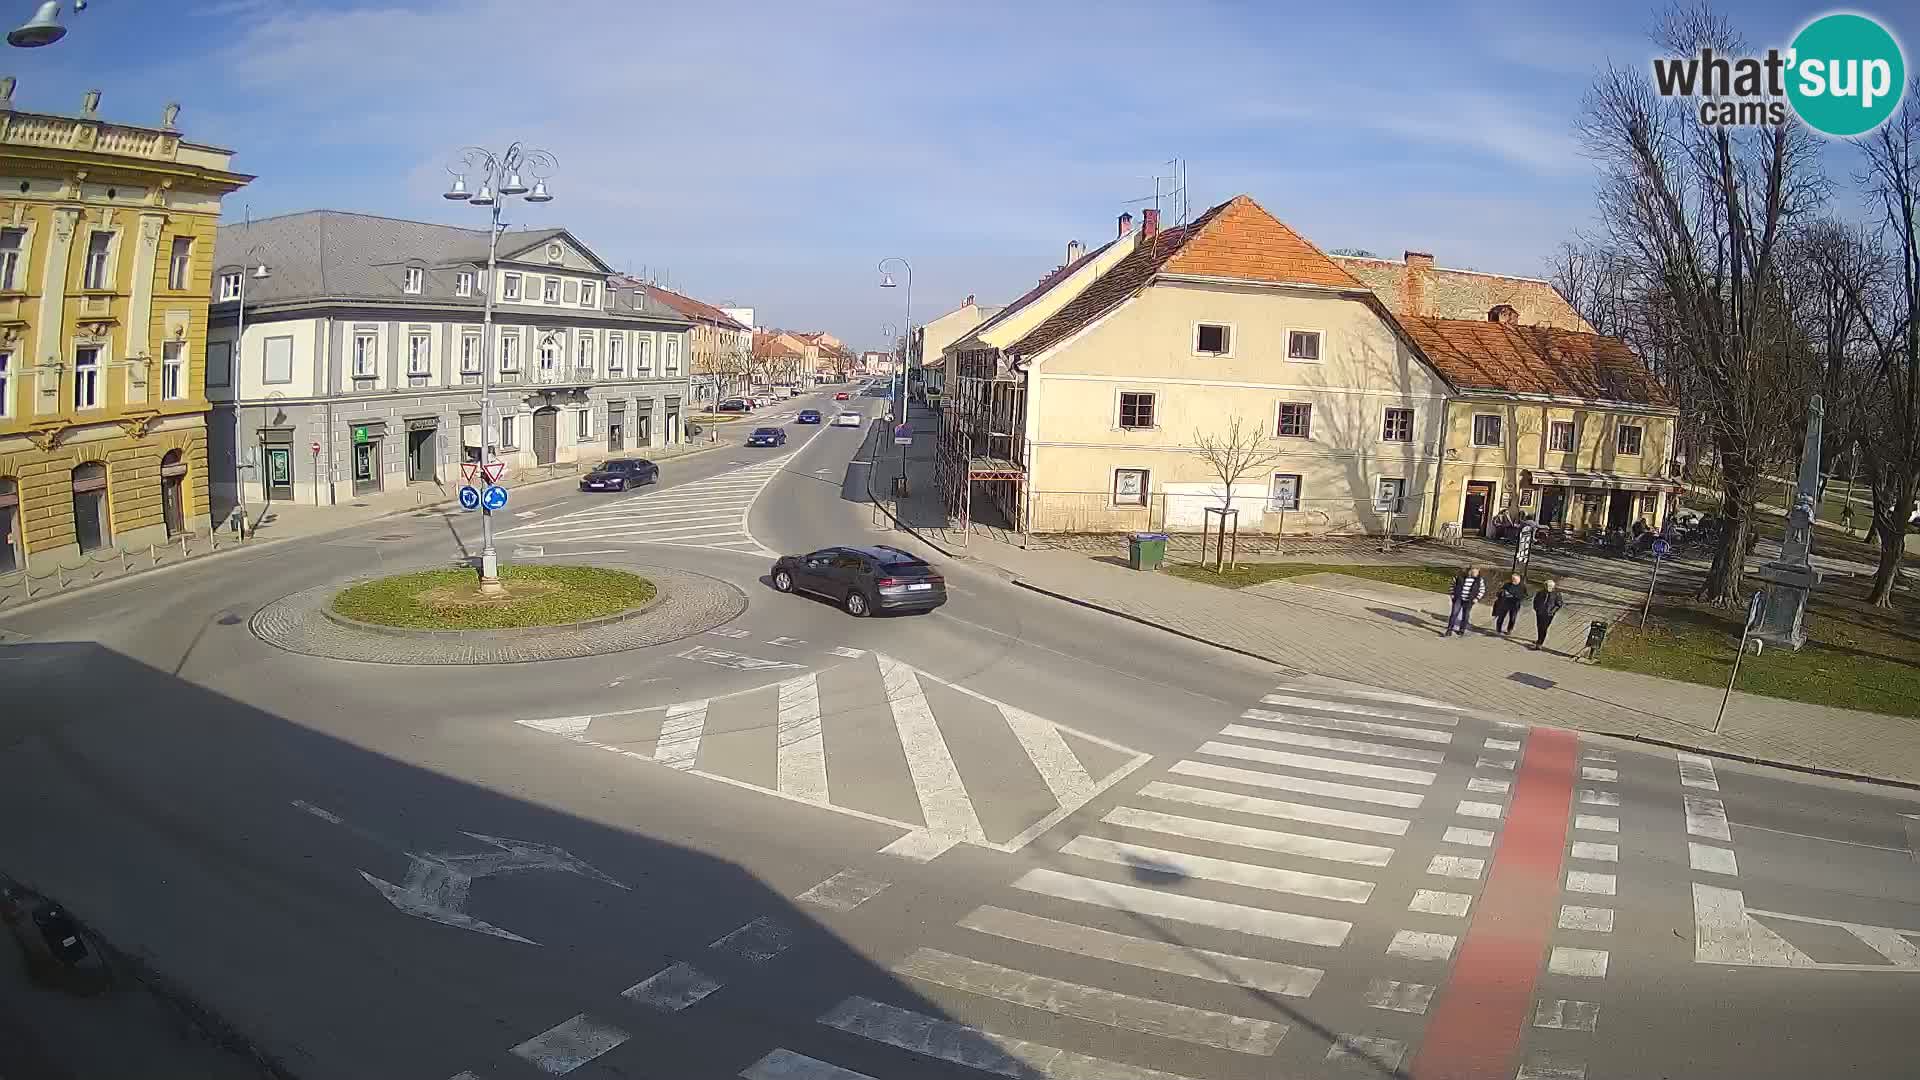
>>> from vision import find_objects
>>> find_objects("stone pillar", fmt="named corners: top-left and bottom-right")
top-left (123, 213), bottom-right (166, 404)
top-left (35, 208), bottom-right (80, 414)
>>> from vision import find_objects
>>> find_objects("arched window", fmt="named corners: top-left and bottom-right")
top-left (0, 475), bottom-right (21, 574)
top-left (71, 462), bottom-right (110, 553)
top-left (160, 450), bottom-right (187, 538)
top-left (540, 334), bottom-right (561, 374)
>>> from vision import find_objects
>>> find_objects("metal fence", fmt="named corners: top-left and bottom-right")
top-left (1023, 490), bottom-right (1433, 542)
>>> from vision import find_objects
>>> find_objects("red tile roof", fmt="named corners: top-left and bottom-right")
top-left (752, 331), bottom-right (802, 360)
top-left (1398, 316), bottom-right (1673, 408)
top-left (612, 277), bottom-right (749, 330)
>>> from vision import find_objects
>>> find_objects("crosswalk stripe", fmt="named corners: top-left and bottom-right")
top-left (796, 869), bottom-right (891, 912)
top-left (622, 961), bottom-right (723, 1011)
top-left (1060, 835), bottom-right (1375, 903)
top-left (655, 700), bottom-right (708, 770)
top-left (1217, 724), bottom-right (1447, 765)
top-left (999, 702), bottom-right (1096, 804)
top-left (777, 674), bottom-right (829, 802)
top-left (1136, 780), bottom-right (1410, 836)
top-left (1103, 805), bottom-right (1396, 867)
top-left (1684, 795), bottom-right (1731, 841)
top-left (1013, 868), bottom-right (1351, 946)
top-left (509, 1013), bottom-right (630, 1075)
top-left (1197, 740), bottom-right (1436, 786)
top-left (740, 1049), bottom-right (878, 1080)
top-left (1241, 708), bottom-right (1454, 745)
top-left (895, 947), bottom-right (1286, 1055)
top-left (820, 996), bottom-right (1205, 1080)
top-left (1285, 684), bottom-right (1468, 711)
top-left (1169, 760), bottom-right (1425, 808)
top-left (1259, 692), bottom-right (1459, 727)
top-left (518, 715), bottom-right (593, 739)
top-left (879, 653), bottom-right (986, 844)
top-left (957, 904), bottom-right (1324, 997)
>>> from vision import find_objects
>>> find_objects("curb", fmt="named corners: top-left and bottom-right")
top-left (318, 579), bottom-right (664, 641)
top-left (1008, 577), bottom-right (1309, 676)
top-left (860, 417), bottom-right (964, 560)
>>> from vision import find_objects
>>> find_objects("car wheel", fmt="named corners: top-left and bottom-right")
top-left (773, 569), bottom-right (794, 593)
top-left (844, 590), bottom-right (870, 617)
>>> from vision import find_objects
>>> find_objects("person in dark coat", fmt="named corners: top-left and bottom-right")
top-left (1532, 578), bottom-right (1567, 651)
top-left (1492, 573), bottom-right (1527, 636)
top-left (1443, 566), bottom-right (1486, 637)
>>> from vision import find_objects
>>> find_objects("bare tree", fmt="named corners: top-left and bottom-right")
top-left (1190, 414), bottom-right (1293, 569)
top-left (1577, 4), bottom-right (1829, 604)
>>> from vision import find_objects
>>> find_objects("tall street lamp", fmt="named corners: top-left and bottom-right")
top-left (7, 1), bottom-right (83, 48)
top-left (443, 141), bottom-right (556, 594)
top-left (878, 258), bottom-right (912, 424)
top-left (230, 246), bottom-right (270, 537)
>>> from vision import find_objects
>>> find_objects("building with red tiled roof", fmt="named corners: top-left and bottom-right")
top-left (609, 276), bottom-right (752, 401)
top-left (1332, 251), bottom-right (1595, 333)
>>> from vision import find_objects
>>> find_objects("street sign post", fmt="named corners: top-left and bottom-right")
top-left (1713, 590), bottom-right (1768, 734)
top-left (1642, 540), bottom-right (1670, 626)
top-left (458, 485), bottom-right (481, 512)
top-left (482, 484), bottom-right (509, 511)
top-left (893, 423), bottom-right (912, 446)
top-left (1509, 523), bottom-right (1536, 579)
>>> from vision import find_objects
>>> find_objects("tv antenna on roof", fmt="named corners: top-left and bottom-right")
top-left (1121, 158), bottom-right (1189, 226)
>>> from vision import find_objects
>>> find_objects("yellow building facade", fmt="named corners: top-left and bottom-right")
top-left (0, 83), bottom-right (251, 574)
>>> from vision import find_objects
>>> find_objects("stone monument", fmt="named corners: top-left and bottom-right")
top-left (1752, 394), bottom-right (1824, 650)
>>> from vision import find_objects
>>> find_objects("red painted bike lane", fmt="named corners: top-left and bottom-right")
top-left (1410, 727), bottom-right (1579, 1080)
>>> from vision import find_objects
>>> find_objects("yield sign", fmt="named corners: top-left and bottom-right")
top-left (460, 460), bottom-right (480, 484)
top-left (480, 460), bottom-right (508, 485)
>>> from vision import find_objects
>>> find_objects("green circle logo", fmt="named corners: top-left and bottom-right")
top-left (1787, 13), bottom-right (1906, 136)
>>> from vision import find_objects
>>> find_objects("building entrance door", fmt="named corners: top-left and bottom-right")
top-left (407, 426), bottom-right (438, 482)
top-left (0, 477), bottom-right (19, 574)
top-left (352, 440), bottom-right (380, 495)
top-left (533, 408), bottom-right (559, 466)
top-left (1463, 480), bottom-right (1496, 535)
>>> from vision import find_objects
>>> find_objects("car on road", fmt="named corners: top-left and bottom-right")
top-left (833, 411), bottom-right (863, 427)
top-left (771, 544), bottom-right (946, 617)
top-left (834, 391), bottom-right (850, 400)
top-left (716, 397), bottom-right (750, 412)
top-left (796, 409), bottom-right (822, 424)
top-left (579, 458), bottom-right (658, 492)
top-left (746, 426), bottom-right (787, 447)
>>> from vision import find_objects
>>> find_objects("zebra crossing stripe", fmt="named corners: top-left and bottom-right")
top-left (1259, 692), bottom-right (1460, 727)
top-left (879, 653), bottom-right (986, 845)
top-left (655, 700), bottom-right (709, 770)
top-left (509, 1014), bottom-right (630, 1075)
top-left (1216, 723), bottom-right (1447, 764)
top-left (819, 995), bottom-right (1206, 1080)
top-left (1102, 805), bottom-right (1396, 866)
top-left (1240, 707), bottom-right (1454, 745)
top-left (776, 674), bottom-right (828, 803)
top-left (1060, 835), bottom-right (1375, 903)
top-left (1168, 759), bottom-right (1425, 808)
top-left (1014, 867), bottom-right (1352, 946)
top-left (1197, 740), bottom-right (1437, 786)
top-left (998, 702), bottom-right (1096, 804)
top-left (1135, 779), bottom-right (1411, 836)
top-left (740, 1049), bottom-right (878, 1080)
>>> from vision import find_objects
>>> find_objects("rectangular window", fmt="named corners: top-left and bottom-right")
top-left (1287, 329), bottom-right (1322, 362)
top-left (403, 267), bottom-right (423, 294)
top-left (168, 236), bottom-right (193, 290)
top-left (502, 273), bottom-right (522, 300)
top-left (0, 227), bottom-right (23, 290)
top-left (542, 277), bottom-right (560, 303)
top-left (206, 341), bottom-right (231, 387)
top-left (1117, 391), bottom-right (1155, 429)
top-left (1276, 402), bottom-right (1312, 438)
top-left (1382, 407), bottom-right (1414, 442)
top-left (1640, 493), bottom-right (1657, 516)
top-left (82, 231), bottom-right (114, 289)
top-left (1616, 424), bottom-right (1643, 455)
top-left (1112, 468), bottom-right (1149, 507)
top-left (500, 415), bottom-right (517, 448)
top-left (1195, 323), bottom-right (1230, 355)
top-left (161, 341), bottom-right (185, 400)
top-left (576, 332), bottom-right (594, 373)
top-left (455, 271), bottom-right (473, 297)
top-left (1471, 413), bottom-right (1503, 447)
top-left (460, 333), bottom-right (482, 373)
top-left (0, 350), bottom-right (11, 416)
top-left (263, 334), bottom-right (294, 384)
top-left (608, 334), bottom-right (625, 374)
top-left (665, 337), bottom-right (681, 376)
top-left (1268, 473), bottom-right (1302, 511)
top-left (408, 332), bottom-right (431, 375)
top-left (1375, 477), bottom-right (1407, 513)
top-left (73, 345), bottom-right (100, 408)
top-left (576, 409), bottom-right (591, 439)
top-left (218, 272), bottom-right (241, 301)
top-left (353, 333), bottom-right (377, 377)
top-left (1548, 420), bottom-right (1575, 452)
top-left (636, 335), bottom-right (653, 375)
top-left (580, 282), bottom-right (597, 307)
top-left (500, 334), bottom-right (520, 371)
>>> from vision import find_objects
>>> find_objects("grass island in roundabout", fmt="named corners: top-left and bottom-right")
top-left (331, 564), bottom-right (657, 631)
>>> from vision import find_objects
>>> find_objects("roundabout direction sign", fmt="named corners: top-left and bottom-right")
top-left (457, 485), bottom-right (482, 512)
top-left (482, 484), bottom-right (509, 512)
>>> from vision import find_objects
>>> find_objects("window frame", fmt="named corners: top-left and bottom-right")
top-left (1547, 419), bottom-right (1576, 452)
top-left (665, 336), bottom-right (682, 376)
top-left (1375, 476), bottom-right (1407, 513)
top-left (73, 345), bottom-right (101, 409)
top-left (576, 330), bottom-right (595, 373)
top-left (0, 348), bottom-right (12, 417)
top-left (161, 340), bottom-right (185, 400)
top-left (539, 333), bottom-right (561, 373)
top-left (1616, 423), bottom-right (1644, 456)
top-left (1275, 401), bottom-right (1312, 439)
top-left (263, 333), bottom-right (295, 385)
top-left (500, 414), bottom-right (517, 448)
top-left (167, 236), bottom-right (193, 291)
top-left (607, 333), bottom-right (625, 374)
top-left (0, 227), bottom-right (24, 291)
top-left (82, 230), bottom-right (115, 290)
top-left (218, 272), bottom-right (241, 301)
top-left (352, 333), bottom-right (378, 378)
top-left (402, 266), bottom-right (424, 294)
top-left (542, 277), bottom-right (561, 304)
top-left (1117, 390), bottom-right (1157, 430)
top-left (460, 332), bottom-right (482, 374)
top-left (1268, 472), bottom-right (1302, 512)
top-left (1471, 413), bottom-right (1504, 448)
top-left (576, 408), bottom-right (591, 440)
top-left (1111, 467), bottom-right (1150, 508)
top-left (1381, 406), bottom-right (1414, 443)
top-left (579, 281), bottom-right (597, 307)
top-left (1192, 321), bottom-right (1233, 357)
top-left (1285, 327), bottom-right (1324, 363)
top-left (455, 271), bottom-right (473, 298)
top-left (502, 272), bottom-right (522, 300)
top-left (407, 331), bottom-right (432, 376)
top-left (499, 332), bottom-right (521, 372)
top-left (636, 334), bottom-right (653, 375)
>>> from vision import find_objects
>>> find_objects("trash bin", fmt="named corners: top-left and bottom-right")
top-left (1128, 532), bottom-right (1169, 571)
top-left (1585, 620), bottom-right (1609, 652)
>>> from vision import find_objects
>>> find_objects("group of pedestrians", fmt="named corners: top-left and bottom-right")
top-left (1443, 566), bottom-right (1567, 650)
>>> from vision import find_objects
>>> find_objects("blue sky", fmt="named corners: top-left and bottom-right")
top-left (4, 0), bottom-right (1911, 349)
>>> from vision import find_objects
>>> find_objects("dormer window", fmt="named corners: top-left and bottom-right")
top-left (1489, 304), bottom-right (1519, 324)
top-left (403, 266), bottom-right (424, 294)
top-left (455, 271), bottom-right (473, 297)
top-left (580, 281), bottom-right (597, 307)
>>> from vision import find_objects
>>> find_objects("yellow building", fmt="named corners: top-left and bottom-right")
top-left (0, 82), bottom-right (251, 574)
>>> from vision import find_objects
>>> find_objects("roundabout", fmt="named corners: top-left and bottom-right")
top-left (329, 564), bottom-right (657, 631)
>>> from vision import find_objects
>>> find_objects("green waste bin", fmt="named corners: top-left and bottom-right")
top-left (1128, 532), bottom-right (1168, 571)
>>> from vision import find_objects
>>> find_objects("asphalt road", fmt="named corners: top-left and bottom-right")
top-left (2, 382), bottom-right (1917, 1080)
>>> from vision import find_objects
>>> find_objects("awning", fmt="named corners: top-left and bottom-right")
top-left (1524, 469), bottom-right (1682, 494)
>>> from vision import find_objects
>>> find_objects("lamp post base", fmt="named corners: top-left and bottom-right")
top-left (478, 550), bottom-right (505, 596)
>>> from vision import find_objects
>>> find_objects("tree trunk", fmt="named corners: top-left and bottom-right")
top-left (1866, 511), bottom-right (1905, 607)
top-left (1700, 481), bottom-right (1751, 604)
top-left (1866, 489), bottom-right (1886, 544)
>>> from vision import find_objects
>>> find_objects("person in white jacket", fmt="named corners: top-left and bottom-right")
top-left (1443, 566), bottom-right (1487, 637)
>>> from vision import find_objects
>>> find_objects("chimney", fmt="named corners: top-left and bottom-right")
top-left (1141, 208), bottom-right (1160, 239)
top-left (964, 293), bottom-right (975, 307)
top-left (1117, 211), bottom-right (1133, 238)
top-left (1403, 250), bottom-right (1434, 316)
top-left (1065, 240), bottom-right (1084, 266)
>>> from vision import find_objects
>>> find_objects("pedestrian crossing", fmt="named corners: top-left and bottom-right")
top-left (513, 651), bottom-right (1152, 856)
top-left (745, 679), bottom-right (1528, 1080)
top-left (499, 455), bottom-right (791, 555)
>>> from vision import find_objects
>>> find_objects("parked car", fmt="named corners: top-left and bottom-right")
top-left (833, 411), bottom-right (863, 427)
top-left (716, 397), bottom-right (751, 412)
top-left (746, 427), bottom-right (787, 447)
top-left (579, 458), bottom-right (658, 492)
top-left (752, 394), bottom-right (773, 407)
top-left (770, 544), bottom-right (946, 617)
top-left (834, 391), bottom-right (851, 401)
top-left (796, 409), bottom-right (822, 424)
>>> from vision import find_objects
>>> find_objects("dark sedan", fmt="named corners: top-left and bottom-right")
top-left (746, 426), bottom-right (787, 447)
top-left (796, 409), bottom-right (822, 424)
top-left (579, 458), bottom-right (658, 492)
top-left (770, 544), bottom-right (945, 617)
top-left (716, 397), bottom-right (751, 412)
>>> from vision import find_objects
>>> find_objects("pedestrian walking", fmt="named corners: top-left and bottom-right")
top-left (1492, 573), bottom-right (1527, 636)
top-left (1531, 578), bottom-right (1567, 651)
top-left (1443, 566), bottom-right (1486, 637)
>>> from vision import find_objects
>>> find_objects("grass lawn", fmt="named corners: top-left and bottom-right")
top-left (333, 564), bottom-right (656, 630)
top-left (1595, 576), bottom-right (1920, 718)
top-left (1166, 561), bottom-right (1461, 595)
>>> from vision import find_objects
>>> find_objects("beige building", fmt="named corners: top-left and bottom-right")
top-left (0, 84), bottom-right (251, 573)
top-left (915, 293), bottom-right (1002, 400)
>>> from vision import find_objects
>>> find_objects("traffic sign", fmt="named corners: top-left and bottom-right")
top-left (458, 485), bottom-right (481, 511)
top-left (482, 484), bottom-right (509, 511)
top-left (310, 440), bottom-right (321, 455)
top-left (1515, 523), bottom-right (1536, 564)
top-left (460, 460), bottom-right (479, 484)
top-left (893, 423), bottom-right (912, 446)
top-left (481, 460), bottom-right (508, 485)
top-left (1652, 538), bottom-right (1670, 558)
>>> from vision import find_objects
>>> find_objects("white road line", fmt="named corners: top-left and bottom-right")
top-left (621, 961), bottom-right (723, 1011)
top-left (1579, 788), bottom-right (1620, 806)
top-left (1678, 751), bottom-right (1721, 790)
top-left (1000, 702), bottom-right (1096, 805)
top-left (1751, 910), bottom-right (1920, 968)
top-left (1583, 767), bottom-right (1618, 782)
top-left (1012, 868), bottom-right (1352, 947)
top-left (1409, 889), bottom-right (1473, 917)
top-left (766, 636), bottom-right (806, 648)
top-left (828, 646), bottom-right (867, 658)
top-left (1689, 842), bottom-right (1739, 876)
top-left (517, 715), bottom-right (594, 739)
top-left (1426, 855), bottom-right (1485, 880)
top-left (1282, 684), bottom-right (1469, 711)
top-left (709, 916), bottom-right (792, 963)
top-left (1685, 795), bottom-right (1732, 841)
top-left (1103, 805), bottom-right (1396, 866)
top-left (1240, 707), bottom-right (1453, 745)
top-left (1566, 870), bottom-right (1616, 895)
top-left (1260, 692), bottom-right (1459, 727)
top-left (1516, 1051), bottom-right (1589, 1080)
top-left (1479, 757), bottom-right (1516, 771)
top-left (776, 674), bottom-right (828, 803)
top-left (1362, 977), bottom-right (1434, 1014)
top-left (1457, 800), bottom-right (1504, 819)
top-left (1197, 740), bottom-right (1436, 786)
top-left (1571, 842), bottom-right (1618, 863)
top-left (819, 996), bottom-right (1205, 1080)
top-left (894, 948), bottom-right (1286, 1055)
top-left (1061, 835), bottom-right (1376, 903)
top-left (1575, 815), bottom-right (1620, 833)
top-left (708, 627), bottom-right (751, 638)
top-left (1534, 999), bottom-right (1601, 1031)
top-left (1217, 724), bottom-right (1446, 764)
top-left (654, 700), bottom-right (709, 770)
top-left (1327, 1034), bottom-right (1407, 1071)
top-left (1136, 780), bottom-right (1411, 836)
top-left (1484, 738), bottom-right (1522, 751)
top-left (879, 653), bottom-right (986, 844)
top-left (796, 869), bottom-right (890, 912)
top-left (879, 830), bottom-right (961, 862)
top-left (1169, 760), bottom-right (1425, 808)
top-left (1584, 749), bottom-right (1617, 762)
top-left (1559, 905), bottom-right (1614, 932)
top-left (509, 1014), bottom-right (630, 1075)
top-left (740, 1049), bottom-right (877, 1080)
top-left (1693, 884), bottom-right (1816, 967)
top-left (1467, 777), bottom-right (1510, 794)
top-left (957, 905), bottom-right (1323, 997)
top-left (1443, 826), bottom-right (1495, 847)
top-left (1548, 946), bottom-right (1609, 977)
top-left (1387, 930), bottom-right (1457, 961)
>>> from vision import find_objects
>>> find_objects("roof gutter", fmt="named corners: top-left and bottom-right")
top-left (1153, 272), bottom-right (1373, 298)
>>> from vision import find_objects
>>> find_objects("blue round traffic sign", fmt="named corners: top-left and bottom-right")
top-left (482, 484), bottom-right (509, 511)
top-left (457, 485), bottom-right (481, 511)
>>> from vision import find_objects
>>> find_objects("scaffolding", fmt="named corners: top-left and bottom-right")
top-left (938, 347), bottom-right (1028, 544)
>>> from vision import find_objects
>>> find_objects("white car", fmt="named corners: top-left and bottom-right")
top-left (833, 411), bottom-right (864, 427)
